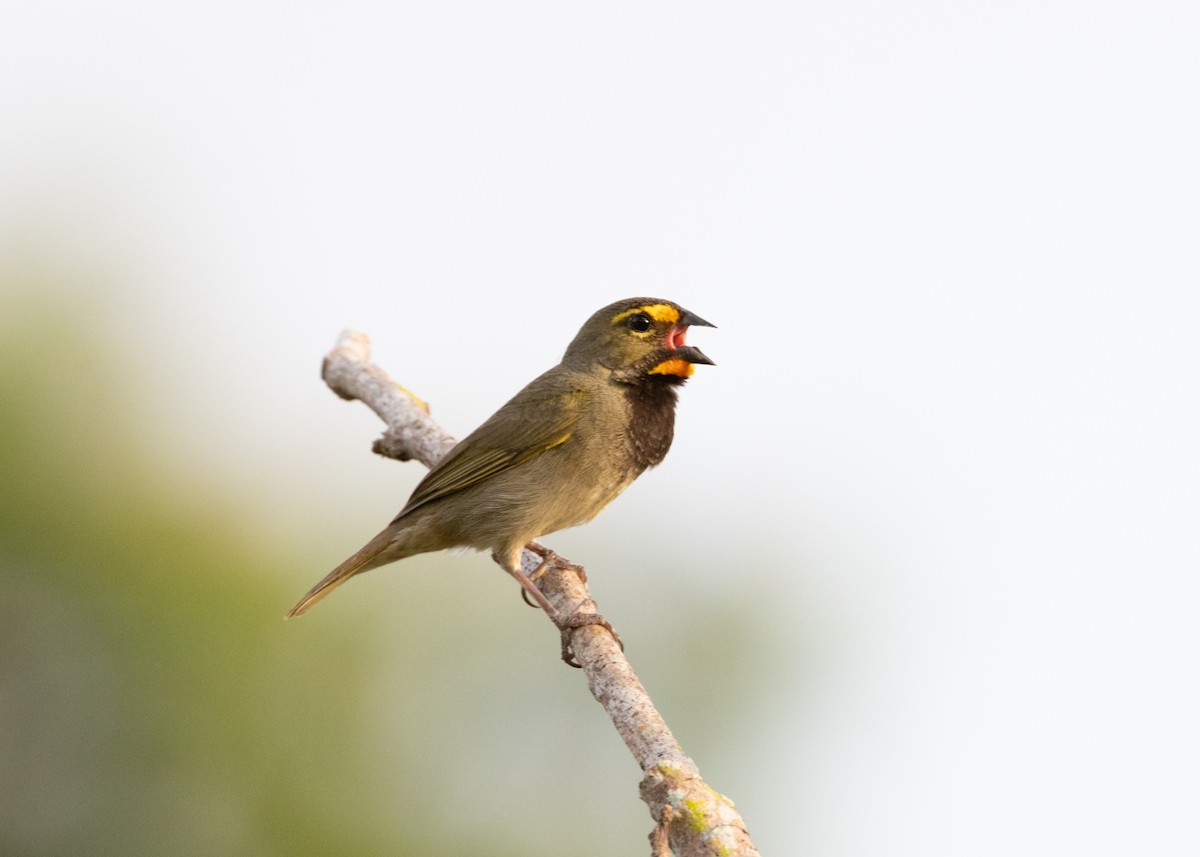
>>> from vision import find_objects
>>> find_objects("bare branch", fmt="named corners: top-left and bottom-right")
top-left (320, 329), bottom-right (761, 857)
top-left (321, 329), bottom-right (456, 466)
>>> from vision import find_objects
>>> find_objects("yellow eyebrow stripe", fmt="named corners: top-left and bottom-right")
top-left (611, 304), bottom-right (681, 325)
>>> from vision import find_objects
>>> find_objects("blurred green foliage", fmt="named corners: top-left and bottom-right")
top-left (0, 299), bottom-right (449, 857)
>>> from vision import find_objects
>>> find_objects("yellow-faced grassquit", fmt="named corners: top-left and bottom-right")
top-left (287, 297), bottom-right (714, 625)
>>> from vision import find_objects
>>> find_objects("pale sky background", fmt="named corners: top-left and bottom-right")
top-left (2, 2), bottom-right (1198, 855)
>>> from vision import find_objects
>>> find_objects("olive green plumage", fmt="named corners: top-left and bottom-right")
top-left (286, 297), bottom-right (714, 619)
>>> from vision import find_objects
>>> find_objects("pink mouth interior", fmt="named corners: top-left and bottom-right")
top-left (667, 326), bottom-right (688, 350)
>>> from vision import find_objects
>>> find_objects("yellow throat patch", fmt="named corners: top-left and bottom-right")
top-left (648, 358), bottom-right (695, 378)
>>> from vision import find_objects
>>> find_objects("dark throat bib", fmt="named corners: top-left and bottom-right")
top-left (623, 377), bottom-right (681, 471)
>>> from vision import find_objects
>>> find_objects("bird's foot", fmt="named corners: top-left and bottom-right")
top-left (505, 545), bottom-right (617, 666)
top-left (556, 611), bottom-right (624, 668)
top-left (521, 544), bottom-right (588, 608)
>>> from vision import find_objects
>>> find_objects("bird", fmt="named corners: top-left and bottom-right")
top-left (286, 297), bottom-right (715, 639)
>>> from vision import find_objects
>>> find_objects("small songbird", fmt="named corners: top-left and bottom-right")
top-left (286, 297), bottom-right (714, 626)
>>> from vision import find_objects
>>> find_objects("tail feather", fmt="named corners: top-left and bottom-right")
top-left (285, 532), bottom-right (399, 618)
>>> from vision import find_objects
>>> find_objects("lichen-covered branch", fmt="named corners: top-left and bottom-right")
top-left (320, 329), bottom-right (760, 857)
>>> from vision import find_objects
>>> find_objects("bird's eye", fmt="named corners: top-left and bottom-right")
top-left (627, 313), bottom-right (652, 333)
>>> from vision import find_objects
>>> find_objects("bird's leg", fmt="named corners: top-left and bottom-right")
top-left (499, 548), bottom-right (624, 668)
top-left (497, 551), bottom-right (562, 618)
top-left (521, 546), bottom-right (577, 607)
top-left (525, 542), bottom-right (588, 583)
top-left (520, 543), bottom-right (587, 608)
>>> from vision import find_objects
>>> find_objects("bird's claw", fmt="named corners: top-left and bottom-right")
top-left (515, 544), bottom-right (616, 666)
top-left (520, 544), bottom-right (588, 608)
top-left (556, 612), bottom-right (623, 668)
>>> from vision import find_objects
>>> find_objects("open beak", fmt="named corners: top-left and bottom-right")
top-left (667, 308), bottom-right (716, 366)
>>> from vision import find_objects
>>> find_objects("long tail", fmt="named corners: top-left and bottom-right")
top-left (285, 530), bottom-right (401, 618)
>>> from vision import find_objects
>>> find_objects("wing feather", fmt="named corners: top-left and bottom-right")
top-left (393, 379), bottom-right (587, 520)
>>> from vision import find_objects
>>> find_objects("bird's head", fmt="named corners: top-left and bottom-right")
top-left (563, 297), bottom-right (716, 383)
